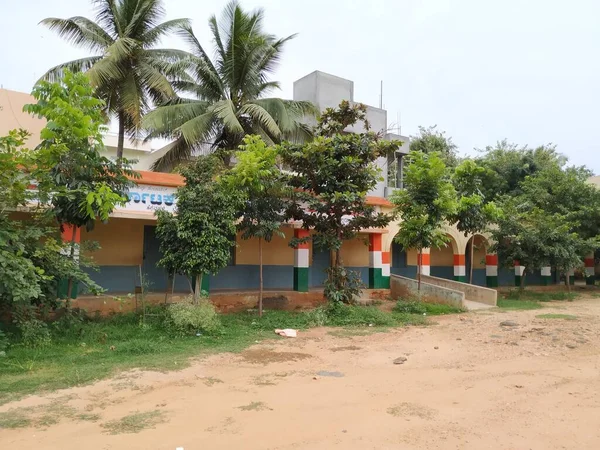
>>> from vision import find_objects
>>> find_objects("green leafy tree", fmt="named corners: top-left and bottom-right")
top-left (156, 156), bottom-right (240, 303)
top-left (224, 135), bottom-right (288, 316)
top-left (280, 101), bottom-right (400, 303)
top-left (450, 160), bottom-right (501, 283)
top-left (25, 71), bottom-right (138, 298)
top-left (410, 125), bottom-right (458, 168)
top-left (144, 1), bottom-right (317, 171)
top-left (392, 151), bottom-right (457, 290)
top-left (474, 140), bottom-right (566, 201)
top-left (0, 131), bottom-right (101, 309)
top-left (40, 0), bottom-right (190, 159)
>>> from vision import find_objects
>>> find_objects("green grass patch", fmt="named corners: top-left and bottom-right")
top-left (503, 290), bottom-right (578, 302)
top-left (101, 410), bottom-right (166, 434)
top-left (394, 299), bottom-right (465, 316)
top-left (0, 305), bottom-right (430, 405)
top-left (497, 299), bottom-right (543, 310)
top-left (536, 313), bottom-right (578, 320)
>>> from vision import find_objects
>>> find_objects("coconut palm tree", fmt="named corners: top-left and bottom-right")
top-left (143, 0), bottom-right (317, 171)
top-left (40, 0), bottom-right (190, 159)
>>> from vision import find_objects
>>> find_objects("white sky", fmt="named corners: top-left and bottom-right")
top-left (1, 0), bottom-right (599, 172)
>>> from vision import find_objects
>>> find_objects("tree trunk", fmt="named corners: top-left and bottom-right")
top-left (417, 248), bottom-right (422, 292)
top-left (258, 237), bottom-right (264, 317)
top-left (520, 270), bottom-right (527, 291)
top-left (469, 237), bottom-right (475, 284)
top-left (194, 273), bottom-right (203, 304)
top-left (66, 226), bottom-right (77, 302)
top-left (335, 249), bottom-right (341, 268)
top-left (117, 110), bottom-right (125, 161)
top-left (565, 269), bottom-right (571, 293)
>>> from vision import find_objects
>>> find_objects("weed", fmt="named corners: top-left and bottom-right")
top-left (237, 401), bottom-right (271, 411)
top-left (101, 410), bottom-right (167, 434)
top-left (201, 377), bottom-right (224, 387)
top-left (394, 298), bottom-right (464, 315)
top-left (77, 413), bottom-right (101, 422)
top-left (0, 410), bottom-right (32, 429)
top-left (536, 314), bottom-right (578, 320)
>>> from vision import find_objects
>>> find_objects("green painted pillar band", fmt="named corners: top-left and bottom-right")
top-left (293, 267), bottom-right (309, 292)
top-left (541, 266), bottom-right (551, 286)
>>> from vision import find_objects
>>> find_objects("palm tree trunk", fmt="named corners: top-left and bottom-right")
top-left (117, 110), bottom-right (125, 161)
top-left (259, 237), bottom-right (263, 317)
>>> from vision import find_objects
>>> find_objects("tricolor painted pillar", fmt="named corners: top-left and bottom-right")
top-left (453, 253), bottom-right (466, 282)
top-left (514, 260), bottom-right (524, 287)
top-left (381, 250), bottom-right (391, 289)
top-left (59, 224), bottom-right (81, 299)
top-left (293, 229), bottom-right (310, 292)
top-left (585, 255), bottom-right (595, 285)
top-left (541, 266), bottom-right (552, 285)
top-left (368, 233), bottom-right (385, 288)
top-left (486, 254), bottom-right (498, 287)
top-left (567, 268), bottom-right (575, 286)
top-left (418, 248), bottom-right (431, 276)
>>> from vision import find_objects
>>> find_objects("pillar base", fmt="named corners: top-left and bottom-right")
top-left (454, 276), bottom-right (467, 283)
top-left (586, 276), bottom-right (596, 286)
top-left (486, 276), bottom-right (498, 288)
top-left (293, 267), bottom-right (309, 292)
top-left (368, 267), bottom-right (385, 289)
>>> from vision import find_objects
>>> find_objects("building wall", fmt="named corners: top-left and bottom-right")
top-left (235, 227), bottom-right (295, 265)
top-left (340, 236), bottom-right (369, 267)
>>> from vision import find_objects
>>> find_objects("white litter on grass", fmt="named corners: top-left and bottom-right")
top-left (275, 328), bottom-right (297, 338)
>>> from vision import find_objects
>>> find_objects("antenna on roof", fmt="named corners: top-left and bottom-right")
top-left (379, 80), bottom-right (383, 109)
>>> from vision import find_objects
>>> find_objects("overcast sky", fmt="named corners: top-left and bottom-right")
top-left (1, 0), bottom-right (599, 172)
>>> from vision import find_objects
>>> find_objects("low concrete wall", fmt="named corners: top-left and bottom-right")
top-left (421, 275), bottom-right (497, 306)
top-left (390, 275), bottom-right (464, 308)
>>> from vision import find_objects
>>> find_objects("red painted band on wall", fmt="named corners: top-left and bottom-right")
top-left (368, 233), bottom-right (382, 252)
top-left (453, 254), bottom-right (466, 265)
top-left (382, 251), bottom-right (390, 264)
top-left (486, 254), bottom-right (498, 265)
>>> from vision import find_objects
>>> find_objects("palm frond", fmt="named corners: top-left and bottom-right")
top-left (92, 0), bottom-right (120, 36)
top-left (210, 99), bottom-right (244, 133)
top-left (239, 102), bottom-right (281, 139)
top-left (143, 100), bottom-right (211, 136)
top-left (39, 17), bottom-right (113, 52)
top-left (141, 18), bottom-right (191, 46)
top-left (40, 56), bottom-right (103, 83)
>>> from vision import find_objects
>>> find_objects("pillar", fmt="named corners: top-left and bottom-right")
top-left (59, 224), bottom-right (81, 299)
top-left (541, 266), bottom-right (552, 286)
top-left (381, 250), bottom-right (391, 289)
top-left (585, 255), bottom-right (595, 285)
top-left (486, 254), bottom-right (498, 287)
top-left (567, 268), bottom-right (575, 286)
top-left (293, 229), bottom-right (310, 292)
top-left (453, 253), bottom-right (466, 282)
top-left (368, 233), bottom-right (384, 288)
top-left (514, 260), bottom-right (524, 287)
top-left (418, 248), bottom-right (430, 276)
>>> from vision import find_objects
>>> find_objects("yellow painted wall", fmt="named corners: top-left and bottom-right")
top-left (431, 244), bottom-right (454, 266)
top-left (81, 218), bottom-right (153, 266)
top-left (235, 227), bottom-right (295, 265)
top-left (407, 248), bottom-right (418, 265)
top-left (472, 235), bottom-right (487, 269)
top-left (340, 235), bottom-right (369, 267)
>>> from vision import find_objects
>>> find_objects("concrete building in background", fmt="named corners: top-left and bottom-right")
top-left (0, 88), bottom-right (170, 170)
top-left (294, 71), bottom-right (410, 198)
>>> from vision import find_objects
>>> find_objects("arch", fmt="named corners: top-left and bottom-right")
top-left (430, 233), bottom-right (459, 280)
top-left (465, 234), bottom-right (490, 286)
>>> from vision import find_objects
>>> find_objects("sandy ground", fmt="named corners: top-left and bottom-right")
top-left (2, 298), bottom-right (600, 449)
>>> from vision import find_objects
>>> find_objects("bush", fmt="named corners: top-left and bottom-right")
top-left (165, 297), bottom-right (221, 335)
top-left (18, 319), bottom-right (51, 348)
top-left (323, 303), bottom-right (398, 327)
top-left (394, 299), bottom-right (427, 314)
top-left (324, 267), bottom-right (363, 305)
top-left (0, 329), bottom-right (7, 353)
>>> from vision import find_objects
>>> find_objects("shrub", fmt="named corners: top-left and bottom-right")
top-left (394, 298), bottom-right (464, 315)
top-left (324, 267), bottom-right (363, 305)
top-left (394, 299), bottom-right (427, 314)
top-left (325, 303), bottom-right (398, 327)
top-left (0, 329), bottom-right (7, 354)
top-left (165, 297), bottom-right (221, 335)
top-left (18, 319), bottom-right (51, 348)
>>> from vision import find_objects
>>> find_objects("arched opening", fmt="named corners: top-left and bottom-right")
top-left (430, 234), bottom-right (458, 281)
top-left (390, 239), bottom-right (417, 279)
top-left (466, 235), bottom-right (488, 286)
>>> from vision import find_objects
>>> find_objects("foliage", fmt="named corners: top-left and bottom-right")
top-left (392, 151), bottom-right (457, 288)
top-left (0, 329), bottom-right (8, 353)
top-left (224, 135), bottom-right (288, 315)
top-left (409, 125), bottom-right (458, 168)
top-left (156, 156), bottom-right (240, 302)
top-left (323, 267), bottom-right (363, 305)
top-left (474, 140), bottom-right (567, 201)
top-left (496, 299), bottom-right (543, 310)
top-left (40, 0), bottom-right (191, 158)
top-left (144, 1), bottom-right (317, 171)
top-left (502, 289), bottom-right (578, 302)
top-left (25, 71), bottom-right (138, 232)
top-left (165, 297), bottom-right (221, 336)
top-left (281, 101), bottom-right (399, 274)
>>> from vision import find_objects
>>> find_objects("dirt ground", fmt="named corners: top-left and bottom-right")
top-left (2, 297), bottom-right (600, 449)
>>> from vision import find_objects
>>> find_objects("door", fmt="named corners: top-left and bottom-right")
top-left (142, 225), bottom-right (190, 293)
top-left (310, 243), bottom-right (330, 288)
